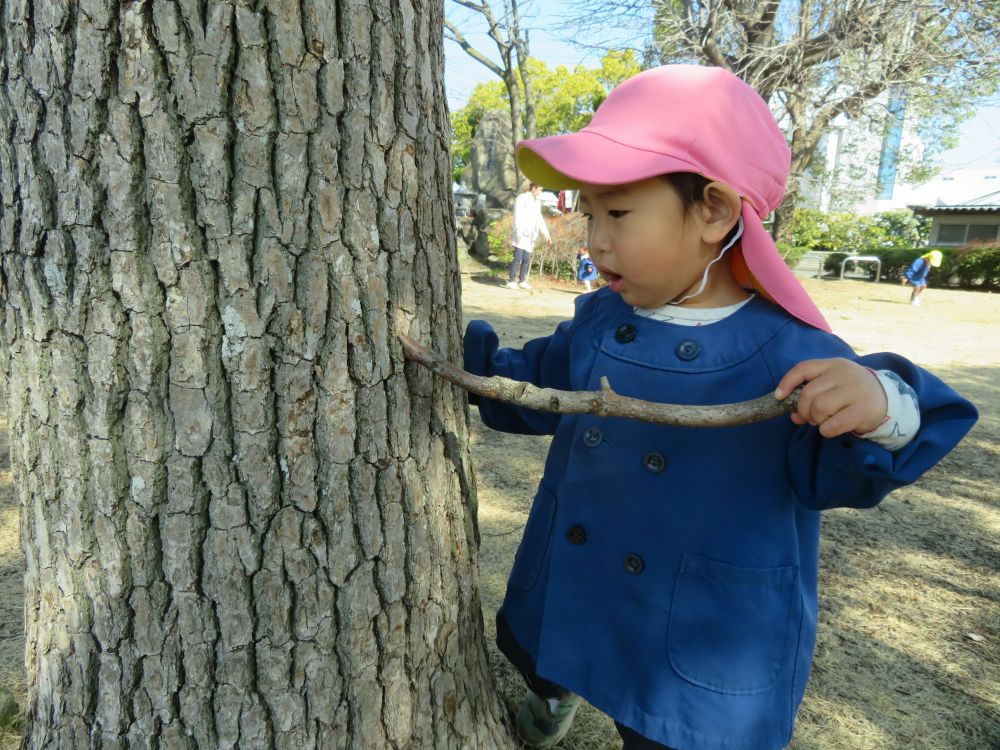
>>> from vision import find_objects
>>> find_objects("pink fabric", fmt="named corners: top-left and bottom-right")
top-left (515, 64), bottom-right (831, 332)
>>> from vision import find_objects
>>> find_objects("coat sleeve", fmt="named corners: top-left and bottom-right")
top-left (764, 327), bottom-right (978, 511)
top-left (536, 207), bottom-right (551, 241)
top-left (463, 312), bottom-right (578, 436)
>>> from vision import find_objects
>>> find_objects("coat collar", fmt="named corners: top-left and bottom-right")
top-left (582, 288), bottom-right (795, 373)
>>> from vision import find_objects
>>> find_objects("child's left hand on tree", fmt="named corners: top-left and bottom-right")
top-left (775, 358), bottom-right (888, 438)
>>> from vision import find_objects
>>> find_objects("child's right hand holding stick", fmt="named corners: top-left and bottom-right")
top-left (775, 358), bottom-right (888, 438)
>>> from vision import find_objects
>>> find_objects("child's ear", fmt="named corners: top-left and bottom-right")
top-left (699, 182), bottom-right (742, 244)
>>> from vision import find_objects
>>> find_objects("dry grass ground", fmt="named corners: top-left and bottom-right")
top-left (0, 263), bottom-right (996, 749)
top-left (464, 260), bottom-right (1000, 750)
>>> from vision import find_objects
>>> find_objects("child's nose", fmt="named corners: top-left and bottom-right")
top-left (588, 223), bottom-right (611, 255)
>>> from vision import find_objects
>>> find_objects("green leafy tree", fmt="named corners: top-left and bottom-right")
top-left (450, 82), bottom-right (508, 182)
top-left (874, 210), bottom-right (930, 248)
top-left (445, 0), bottom-right (538, 166)
top-left (789, 208), bottom-right (929, 252)
top-left (451, 51), bottom-right (641, 182)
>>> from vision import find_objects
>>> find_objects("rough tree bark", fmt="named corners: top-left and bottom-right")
top-left (0, 1), bottom-right (513, 748)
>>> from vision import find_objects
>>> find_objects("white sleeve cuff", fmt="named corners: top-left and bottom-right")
top-left (855, 370), bottom-right (921, 452)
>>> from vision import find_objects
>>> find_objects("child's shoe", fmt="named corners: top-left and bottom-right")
top-left (505, 281), bottom-right (519, 289)
top-left (515, 690), bottom-right (582, 747)
top-left (518, 281), bottom-right (532, 289)
top-left (911, 297), bottom-right (922, 306)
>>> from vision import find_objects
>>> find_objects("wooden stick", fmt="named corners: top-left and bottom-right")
top-left (399, 333), bottom-right (800, 428)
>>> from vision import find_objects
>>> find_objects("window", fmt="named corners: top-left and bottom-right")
top-left (935, 222), bottom-right (1000, 245)
top-left (936, 224), bottom-right (967, 244)
top-left (967, 224), bottom-right (999, 243)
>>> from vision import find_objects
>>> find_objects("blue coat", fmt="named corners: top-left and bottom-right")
top-left (903, 256), bottom-right (931, 284)
top-left (578, 255), bottom-right (599, 282)
top-left (464, 289), bottom-right (976, 750)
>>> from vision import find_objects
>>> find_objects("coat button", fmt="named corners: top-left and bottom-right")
top-left (615, 324), bottom-right (637, 343)
top-left (643, 452), bottom-right (666, 473)
top-left (567, 525), bottom-right (587, 545)
top-left (676, 339), bottom-right (701, 360)
top-left (583, 428), bottom-right (603, 448)
top-left (623, 553), bottom-right (644, 575)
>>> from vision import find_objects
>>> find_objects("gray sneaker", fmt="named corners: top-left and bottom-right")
top-left (515, 690), bottom-right (582, 747)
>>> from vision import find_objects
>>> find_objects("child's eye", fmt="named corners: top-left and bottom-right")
top-left (608, 210), bottom-right (629, 219)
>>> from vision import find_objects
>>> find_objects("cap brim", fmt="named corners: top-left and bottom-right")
top-left (738, 203), bottom-right (831, 333)
top-left (517, 131), bottom-right (702, 188)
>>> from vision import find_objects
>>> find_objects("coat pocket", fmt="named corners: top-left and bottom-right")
top-left (667, 554), bottom-right (798, 695)
top-left (510, 484), bottom-right (557, 591)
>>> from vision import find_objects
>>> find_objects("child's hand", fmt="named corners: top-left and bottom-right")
top-left (775, 358), bottom-right (887, 438)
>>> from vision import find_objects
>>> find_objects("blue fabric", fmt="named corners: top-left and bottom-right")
top-left (903, 256), bottom-right (930, 284)
top-left (497, 612), bottom-right (676, 748)
top-left (578, 255), bottom-right (599, 281)
top-left (464, 288), bottom-right (977, 750)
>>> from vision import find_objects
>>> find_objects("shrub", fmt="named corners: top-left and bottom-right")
top-left (777, 243), bottom-right (810, 269)
top-left (822, 244), bottom-right (1000, 289)
top-left (486, 211), bottom-right (588, 280)
top-left (951, 244), bottom-right (1000, 289)
top-left (874, 248), bottom-right (928, 282)
top-left (825, 247), bottom-right (943, 281)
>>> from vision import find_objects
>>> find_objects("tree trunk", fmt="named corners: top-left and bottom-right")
top-left (0, 1), bottom-right (513, 748)
top-left (772, 121), bottom-right (827, 245)
top-left (502, 69), bottom-right (525, 190)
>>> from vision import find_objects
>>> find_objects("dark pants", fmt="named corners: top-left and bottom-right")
top-left (509, 246), bottom-right (532, 283)
top-left (497, 613), bottom-right (676, 750)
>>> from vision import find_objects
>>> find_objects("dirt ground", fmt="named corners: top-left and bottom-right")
top-left (0, 261), bottom-right (997, 749)
top-left (463, 258), bottom-right (1000, 749)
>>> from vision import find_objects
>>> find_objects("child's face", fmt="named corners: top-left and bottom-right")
top-left (578, 177), bottom-right (717, 308)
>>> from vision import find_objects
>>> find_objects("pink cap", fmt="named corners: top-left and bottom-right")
top-left (516, 64), bottom-right (831, 332)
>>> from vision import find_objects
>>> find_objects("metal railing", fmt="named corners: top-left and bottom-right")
top-left (840, 255), bottom-right (882, 282)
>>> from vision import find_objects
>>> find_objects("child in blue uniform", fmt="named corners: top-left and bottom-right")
top-left (464, 65), bottom-right (977, 750)
top-left (901, 249), bottom-right (942, 305)
top-left (577, 249), bottom-right (599, 292)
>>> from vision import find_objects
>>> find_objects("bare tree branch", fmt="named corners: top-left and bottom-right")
top-left (510, 0), bottom-right (537, 139)
top-left (444, 19), bottom-right (505, 77)
top-left (451, 0), bottom-right (489, 12)
top-left (399, 334), bottom-right (801, 428)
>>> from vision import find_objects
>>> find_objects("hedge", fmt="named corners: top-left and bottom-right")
top-left (823, 245), bottom-right (1000, 289)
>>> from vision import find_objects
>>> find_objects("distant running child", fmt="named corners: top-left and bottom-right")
top-left (577, 249), bottom-right (599, 292)
top-left (902, 249), bottom-right (943, 305)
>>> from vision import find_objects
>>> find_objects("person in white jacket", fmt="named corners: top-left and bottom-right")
top-left (507, 183), bottom-right (552, 289)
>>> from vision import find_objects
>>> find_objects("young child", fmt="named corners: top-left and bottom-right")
top-left (577, 249), bottom-right (599, 292)
top-left (901, 249), bottom-right (943, 305)
top-left (463, 65), bottom-right (977, 750)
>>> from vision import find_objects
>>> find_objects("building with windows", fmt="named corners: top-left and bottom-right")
top-left (908, 190), bottom-right (1000, 246)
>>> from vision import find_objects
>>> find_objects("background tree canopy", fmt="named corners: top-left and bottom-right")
top-left (450, 50), bottom-right (641, 183)
top-left (564, 0), bottom-right (999, 236)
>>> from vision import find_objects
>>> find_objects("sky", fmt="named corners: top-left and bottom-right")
top-left (443, 2), bottom-right (1000, 171)
top-left (443, 1), bottom-right (610, 110)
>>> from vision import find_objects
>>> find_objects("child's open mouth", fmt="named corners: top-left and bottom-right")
top-left (600, 268), bottom-right (624, 293)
